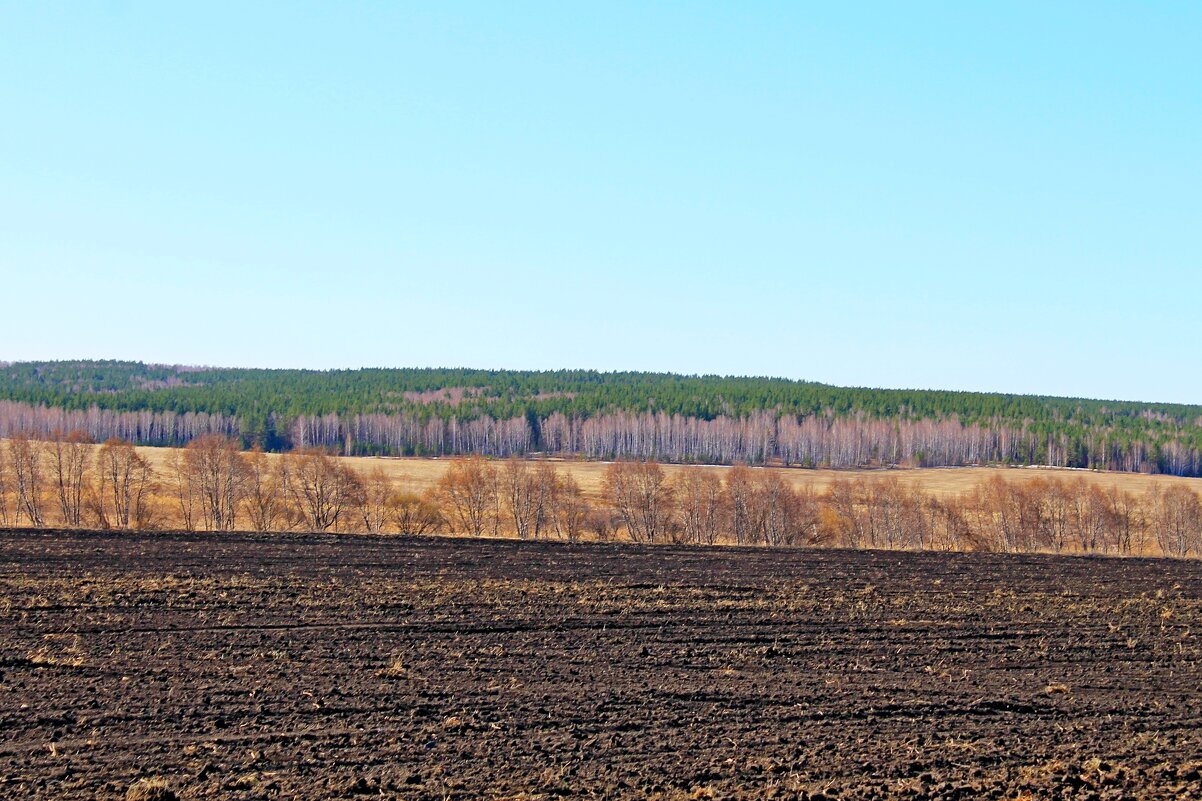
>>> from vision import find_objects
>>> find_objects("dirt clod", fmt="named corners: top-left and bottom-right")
top-left (3, 529), bottom-right (1202, 800)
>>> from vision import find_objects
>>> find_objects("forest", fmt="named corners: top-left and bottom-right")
top-left (2, 360), bottom-right (1202, 474)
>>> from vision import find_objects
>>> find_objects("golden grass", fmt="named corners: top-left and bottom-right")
top-left (129, 446), bottom-right (1202, 504)
top-left (125, 777), bottom-right (177, 801)
top-left (5, 434), bottom-right (1199, 504)
top-left (6, 439), bottom-right (1199, 546)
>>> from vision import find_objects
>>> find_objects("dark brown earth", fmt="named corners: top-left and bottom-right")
top-left (3, 530), bottom-right (1202, 800)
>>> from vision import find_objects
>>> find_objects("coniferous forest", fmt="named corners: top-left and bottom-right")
top-left (1, 360), bottom-right (1201, 475)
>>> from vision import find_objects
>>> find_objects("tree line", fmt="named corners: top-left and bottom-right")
top-left (3, 430), bottom-right (1201, 558)
top-left (1, 360), bottom-right (1201, 475)
top-left (2, 401), bottom-right (1202, 477)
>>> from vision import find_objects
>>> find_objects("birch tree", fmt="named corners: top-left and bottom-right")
top-left (435, 456), bottom-right (498, 537)
top-left (46, 430), bottom-right (91, 527)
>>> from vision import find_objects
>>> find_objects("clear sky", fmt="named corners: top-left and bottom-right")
top-left (1, 2), bottom-right (1199, 403)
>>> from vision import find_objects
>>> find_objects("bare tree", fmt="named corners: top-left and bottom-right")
top-left (243, 446), bottom-right (291, 533)
top-left (45, 430), bottom-right (91, 527)
top-left (1069, 481), bottom-right (1114, 553)
top-left (919, 494), bottom-right (972, 551)
top-left (1150, 485), bottom-right (1202, 558)
top-left (1037, 479), bottom-right (1073, 553)
top-left (183, 434), bottom-right (249, 531)
top-left (500, 458), bottom-right (540, 539)
top-left (757, 472), bottom-right (800, 547)
top-left (860, 477), bottom-right (931, 550)
top-left (532, 462), bottom-right (562, 538)
top-left (822, 477), bottom-right (864, 548)
top-left (0, 442), bottom-right (11, 526)
top-left (436, 456), bottom-right (498, 537)
top-left (9, 433), bottom-right (45, 527)
top-left (547, 469), bottom-right (589, 541)
top-left (964, 476), bottom-right (1044, 553)
top-left (603, 460), bottom-right (674, 543)
top-left (586, 505), bottom-right (619, 542)
top-left (781, 481), bottom-right (823, 546)
top-left (676, 469), bottom-right (724, 545)
top-left (724, 464), bottom-right (759, 545)
top-left (284, 448), bottom-right (364, 532)
top-left (391, 490), bottom-right (444, 535)
top-left (168, 448), bottom-right (197, 531)
top-left (95, 439), bottom-right (156, 529)
top-left (358, 466), bottom-right (395, 533)
top-left (1106, 485), bottom-right (1143, 554)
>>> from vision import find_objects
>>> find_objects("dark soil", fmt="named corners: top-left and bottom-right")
top-left (3, 529), bottom-right (1202, 800)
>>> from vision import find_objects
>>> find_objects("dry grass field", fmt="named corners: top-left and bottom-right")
top-left (6, 440), bottom-right (1199, 555)
top-left (132, 446), bottom-right (1202, 504)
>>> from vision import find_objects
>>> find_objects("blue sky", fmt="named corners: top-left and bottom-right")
top-left (1, 2), bottom-right (1199, 402)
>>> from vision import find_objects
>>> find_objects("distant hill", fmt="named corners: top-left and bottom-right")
top-left (1, 360), bottom-right (1200, 475)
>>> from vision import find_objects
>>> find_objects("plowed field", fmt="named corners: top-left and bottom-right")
top-left (3, 530), bottom-right (1202, 800)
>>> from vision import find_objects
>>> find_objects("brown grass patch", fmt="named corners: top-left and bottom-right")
top-left (125, 777), bottom-right (178, 801)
